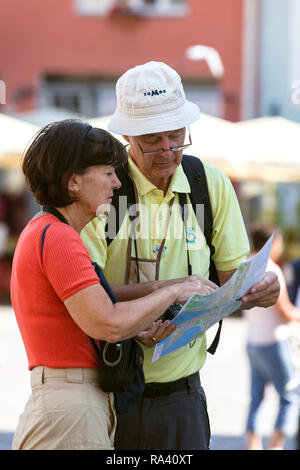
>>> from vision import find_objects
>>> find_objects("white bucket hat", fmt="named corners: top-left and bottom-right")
top-left (108, 61), bottom-right (200, 136)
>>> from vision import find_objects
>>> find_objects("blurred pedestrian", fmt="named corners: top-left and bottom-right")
top-left (286, 258), bottom-right (300, 307)
top-left (244, 222), bottom-right (300, 450)
top-left (10, 119), bottom-right (213, 450)
top-left (285, 257), bottom-right (300, 449)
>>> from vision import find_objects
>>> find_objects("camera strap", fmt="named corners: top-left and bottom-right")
top-left (126, 189), bottom-right (175, 284)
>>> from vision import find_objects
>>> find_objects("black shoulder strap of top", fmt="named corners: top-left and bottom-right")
top-left (41, 223), bottom-right (52, 260)
top-left (40, 206), bottom-right (69, 260)
top-left (105, 158), bottom-right (222, 354)
top-left (42, 206), bottom-right (69, 224)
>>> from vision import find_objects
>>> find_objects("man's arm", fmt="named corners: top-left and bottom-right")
top-left (276, 286), bottom-right (300, 321)
top-left (217, 269), bottom-right (280, 309)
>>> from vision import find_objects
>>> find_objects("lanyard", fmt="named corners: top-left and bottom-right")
top-left (128, 190), bottom-right (192, 283)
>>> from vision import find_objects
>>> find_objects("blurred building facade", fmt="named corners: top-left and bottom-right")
top-left (242, 0), bottom-right (300, 124)
top-left (0, 0), bottom-right (246, 122)
top-left (259, 0), bottom-right (300, 122)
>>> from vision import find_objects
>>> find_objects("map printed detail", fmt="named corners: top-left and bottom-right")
top-left (152, 234), bottom-right (274, 362)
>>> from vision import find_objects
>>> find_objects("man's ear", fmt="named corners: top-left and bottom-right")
top-left (122, 135), bottom-right (130, 144)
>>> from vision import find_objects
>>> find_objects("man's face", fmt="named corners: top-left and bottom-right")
top-left (124, 128), bottom-right (186, 187)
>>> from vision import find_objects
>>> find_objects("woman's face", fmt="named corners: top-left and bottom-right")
top-left (74, 165), bottom-right (121, 218)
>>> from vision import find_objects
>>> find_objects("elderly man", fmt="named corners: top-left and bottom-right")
top-left (81, 61), bottom-right (280, 450)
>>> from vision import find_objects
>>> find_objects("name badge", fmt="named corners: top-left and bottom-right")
top-left (186, 227), bottom-right (196, 244)
top-left (152, 246), bottom-right (167, 254)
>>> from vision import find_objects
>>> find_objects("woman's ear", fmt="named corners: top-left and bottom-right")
top-left (68, 174), bottom-right (81, 195)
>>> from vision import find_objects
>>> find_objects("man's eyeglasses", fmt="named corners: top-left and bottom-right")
top-left (127, 128), bottom-right (192, 156)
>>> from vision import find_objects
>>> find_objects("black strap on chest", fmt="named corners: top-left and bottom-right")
top-left (105, 155), bottom-right (222, 355)
top-left (180, 156), bottom-right (222, 355)
top-left (180, 155), bottom-right (219, 286)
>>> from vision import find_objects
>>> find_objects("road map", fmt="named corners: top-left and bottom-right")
top-left (152, 233), bottom-right (274, 362)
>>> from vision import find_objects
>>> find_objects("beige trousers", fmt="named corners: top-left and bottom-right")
top-left (12, 366), bottom-right (116, 450)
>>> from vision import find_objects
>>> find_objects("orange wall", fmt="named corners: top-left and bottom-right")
top-left (0, 0), bottom-right (244, 120)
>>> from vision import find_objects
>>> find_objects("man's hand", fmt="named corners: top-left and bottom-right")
top-left (136, 320), bottom-right (177, 347)
top-left (240, 271), bottom-right (280, 310)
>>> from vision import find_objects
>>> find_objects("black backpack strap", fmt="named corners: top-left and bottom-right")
top-left (181, 155), bottom-right (219, 284)
top-left (181, 155), bottom-right (222, 355)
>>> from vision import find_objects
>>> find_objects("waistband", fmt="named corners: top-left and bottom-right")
top-left (143, 372), bottom-right (200, 398)
top-left (30, 366), bottom-right (100, 387)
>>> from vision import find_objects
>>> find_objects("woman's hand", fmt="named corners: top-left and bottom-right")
top-left (136, 278), bottom-right (217, 347)
top-left (183, 274), bottom-right (218, 289)
top-left (136, 319), bottom-right (177, 347)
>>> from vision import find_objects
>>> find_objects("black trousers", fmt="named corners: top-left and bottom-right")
top-left (114, 372), bottom-right (211, 450)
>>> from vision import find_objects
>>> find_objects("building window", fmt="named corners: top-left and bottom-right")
top-left (76, 0), bottom-right (115, 15)
top-left (40, 78), bottom-right (117, 118)
top-left (40, 77), bottom-right (222, 120)
top-left (75, 0), bottom-right (188, 16)
top-left (184, 84), bottom-right (224, 118)
top-left (131, 0), bottom-right (188, 16)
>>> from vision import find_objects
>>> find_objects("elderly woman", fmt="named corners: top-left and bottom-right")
top-left (10, 120), bottom-right (214, 450)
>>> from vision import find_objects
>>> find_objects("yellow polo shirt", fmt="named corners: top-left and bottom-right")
top-left (81, 157), bottom-right (249, 383)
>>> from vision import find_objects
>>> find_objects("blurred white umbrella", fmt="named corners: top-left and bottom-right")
top-left (90, 114), bottom-right (300, 183)
top-left (89, 112), bottom-right (234, 162)
top-left (12, 106), bottom-right (82, 127)
top-left (89, 115), bottom-right (127, 144)
top-left (188, 113), bottom-right (236, 165)
top-left (230, 117), bottom-right (300, 182)
top-left (0, 113), bottom-right (40, 169)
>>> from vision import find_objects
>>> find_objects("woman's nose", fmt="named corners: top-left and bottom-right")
top-left (113, 173), bottom-right (121, 189)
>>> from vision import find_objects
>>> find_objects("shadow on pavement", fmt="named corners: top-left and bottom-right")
top-left (0, 432), bottom-right (13, 450)
top-left (0, 431), bottom-right (297, 451)
top-left (210, 435), bottom-right (246, 450)
top-left (210, 433), bottom-right (297, 450)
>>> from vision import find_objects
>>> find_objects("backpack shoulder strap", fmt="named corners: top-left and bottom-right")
top-left (181, 155), bottom-right (222, 355)
top-left (181, 155), bottom-right (219, 285)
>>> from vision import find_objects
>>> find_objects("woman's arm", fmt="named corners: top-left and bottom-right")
top-left (64, 279), bottom-right (214, 343)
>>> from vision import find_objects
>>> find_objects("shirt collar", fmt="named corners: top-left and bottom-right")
top-left (127, 156), bottom-right (191, 197)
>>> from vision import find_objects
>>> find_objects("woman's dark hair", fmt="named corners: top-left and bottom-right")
top-left (22, 119), bottom-right (127, 207)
